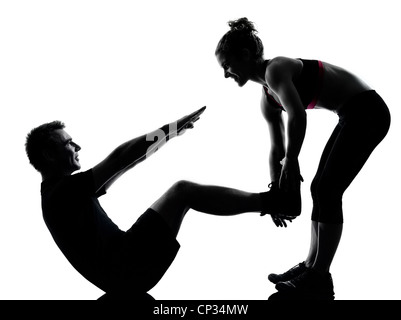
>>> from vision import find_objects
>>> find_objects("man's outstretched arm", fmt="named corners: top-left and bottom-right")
top-left (92, 106), bottom-right (206, 192)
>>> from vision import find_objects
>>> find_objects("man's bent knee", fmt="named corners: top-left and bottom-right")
top-left (169, 180), bottom-right (196, 198)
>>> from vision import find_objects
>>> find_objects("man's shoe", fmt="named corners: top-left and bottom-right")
top-left (260, 182), bottom-right (302, 217)
top-left (268, 262), bottom-right (307, 284)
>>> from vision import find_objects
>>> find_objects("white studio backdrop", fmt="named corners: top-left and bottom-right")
top-left (1, 0), bottom-right (400, 300)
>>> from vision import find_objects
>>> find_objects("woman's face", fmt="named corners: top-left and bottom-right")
top-left (216, 51), bottom-right (250, 87)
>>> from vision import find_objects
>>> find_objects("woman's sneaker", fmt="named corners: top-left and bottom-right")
top-left (268, 262), bottom-right (307, 284)
top-left (275, 268), bottom-right (335, 300)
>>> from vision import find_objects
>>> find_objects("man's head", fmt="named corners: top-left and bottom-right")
top-left (25, 121), bottom-right (81, 177)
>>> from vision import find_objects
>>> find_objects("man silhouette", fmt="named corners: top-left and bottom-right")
top-left (25, 107), bottom-right (292, 300)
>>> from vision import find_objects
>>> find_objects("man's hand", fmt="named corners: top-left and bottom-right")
top-left (92, 106), bottom-right (206, 193)
top-left (176, 106), bottom-right (206, 136)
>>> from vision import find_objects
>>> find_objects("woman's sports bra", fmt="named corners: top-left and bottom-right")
top-left (263, 59), bottom-right (324, 111)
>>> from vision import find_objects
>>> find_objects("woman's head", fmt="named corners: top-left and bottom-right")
top-left (215, 17), bottom-right (264, 61)
top-left (216, 18), bottom-right (264, 87)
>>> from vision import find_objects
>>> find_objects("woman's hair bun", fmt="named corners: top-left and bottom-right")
top-left (228, 17), bottom-right (257, 33)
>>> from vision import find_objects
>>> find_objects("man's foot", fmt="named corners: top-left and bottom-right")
top-left (275, 268), bottom-right (335, 300)
top-left (260, 182), bottom-right (302, 217)
top-left (268, 262), bottom-right (307, 284)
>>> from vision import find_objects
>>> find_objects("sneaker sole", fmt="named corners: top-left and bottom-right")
top-left (269, 291), bottom-right (335, 301)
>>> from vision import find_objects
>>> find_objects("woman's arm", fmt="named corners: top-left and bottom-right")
top-left (92, 106), bottom-right (206, 192)
top-left (261, 90), bottom-right (297, 225)
top-left (260, 90), bottom-right (285, 183)
top-left (265, 57), bottom-right (306, 190)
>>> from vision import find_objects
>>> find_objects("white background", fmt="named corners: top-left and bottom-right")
top-left (1, 0), bottom-right (400, 300)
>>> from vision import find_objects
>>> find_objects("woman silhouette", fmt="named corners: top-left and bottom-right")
top-left (216, 17), bottom-right (391, 299)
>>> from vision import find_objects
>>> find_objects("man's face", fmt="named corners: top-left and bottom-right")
top-left (49, 129), bottom-right (81, 175)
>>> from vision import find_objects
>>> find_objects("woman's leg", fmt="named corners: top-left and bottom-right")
top-left (306, 122), bottom-right (344, 268)
top-left (267, 121), bottom-right (341, 284)
top-left (275, 120), bottom-right (374, 295)
top-left (305, 221), bottom-right (319, 268)
top-left (311, 117), bottom-right (386, 273)
top-left (278, 92), bottom-right (390, 296)
top-left (313, 222), bottom-right (343, 273)
top-left (311, 93), bottom-right (390, 274)
top-left (270, 92), bottom-right (391, 301)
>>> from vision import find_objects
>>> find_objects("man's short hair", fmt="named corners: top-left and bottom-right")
top-left (25, 120), bottom-right (65, 172)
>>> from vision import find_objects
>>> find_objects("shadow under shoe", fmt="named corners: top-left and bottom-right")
top-left (98, 291), bottom-right (155, 301)
top-left (260, 182), bottom-right (302, 217)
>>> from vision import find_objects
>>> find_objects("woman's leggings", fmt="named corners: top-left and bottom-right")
top-left (311, 90), bottom-right (391, 224)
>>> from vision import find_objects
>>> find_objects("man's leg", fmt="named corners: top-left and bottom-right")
top-left (150, 180), bottom-right (263, 237)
